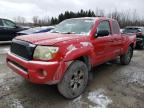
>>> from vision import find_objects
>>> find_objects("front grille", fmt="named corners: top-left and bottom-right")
top-left (10, 39), bottom-right (36, 60)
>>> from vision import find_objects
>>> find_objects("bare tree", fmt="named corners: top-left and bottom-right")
top-left (13, 16), bottom-right (26, 24)
top-left (32, 16), bottom-right (39, 26)
top-left (32, 16), bottom-right (51, 26)
top-left (95, 8), bottom-right (105, 17)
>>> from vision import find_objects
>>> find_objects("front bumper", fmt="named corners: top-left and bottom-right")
top-left (7, 52), bottom-right (67, 85)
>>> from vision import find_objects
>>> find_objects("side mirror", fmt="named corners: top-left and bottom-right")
top-left (96, 30), bottom-right (110, 37)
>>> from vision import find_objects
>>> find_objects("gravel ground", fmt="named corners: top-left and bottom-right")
top-left (0, 44), bottom-right (143, 108)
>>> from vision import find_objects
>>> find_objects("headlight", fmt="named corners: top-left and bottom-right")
top-left (33, 46), bottom-right (59, 60)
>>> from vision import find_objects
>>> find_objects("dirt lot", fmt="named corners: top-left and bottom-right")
top-left (0, 44), bottom-right (144, 108)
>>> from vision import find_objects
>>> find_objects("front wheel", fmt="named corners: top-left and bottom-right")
top-left (57, 61), bottom-right (88, 99)
top-left (120, 46), bottom-right (133, 65)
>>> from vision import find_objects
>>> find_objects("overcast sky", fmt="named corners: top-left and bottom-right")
top-left (0, 0), bottom-right (144, 22)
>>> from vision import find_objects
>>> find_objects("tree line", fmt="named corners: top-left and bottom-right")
top-left (31, 10), bottom-right (95, 26)
top-left (14, 9), bottom-right (144, 28)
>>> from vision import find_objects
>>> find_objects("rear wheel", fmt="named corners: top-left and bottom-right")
top-left (120, 46), bottom-right (133, 65)
top-left (57, 61), bottom-right (88, 99)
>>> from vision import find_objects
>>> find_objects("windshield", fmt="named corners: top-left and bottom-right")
top-left (51, 19), bottom-right (95, 35)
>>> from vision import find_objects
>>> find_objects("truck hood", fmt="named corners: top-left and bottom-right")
top-left (15, 33), bottom-right (85, 45)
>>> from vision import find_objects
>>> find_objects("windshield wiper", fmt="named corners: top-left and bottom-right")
top-left (51, 31), bottom-right (76, 34)
top-left (51, 31), bottom-right (60, 33)
top-left (62, 32), bottom-right (76, 34)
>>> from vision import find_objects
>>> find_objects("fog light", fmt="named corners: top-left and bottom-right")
top-left (38, 70), bottom-right (48, 77)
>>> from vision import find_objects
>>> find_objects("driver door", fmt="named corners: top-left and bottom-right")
top-left (91, 20), bottom-right (114, 65)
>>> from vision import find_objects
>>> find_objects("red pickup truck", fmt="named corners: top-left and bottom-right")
top-left (7, 17), bottom-right (136, 99)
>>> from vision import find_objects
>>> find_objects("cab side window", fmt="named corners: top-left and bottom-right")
top-left (97, 21), bottom-right (111, 34)
top-left (2, 19), bottom-right (16, 28)
top-left (112, 21), bottom-right (120, 34)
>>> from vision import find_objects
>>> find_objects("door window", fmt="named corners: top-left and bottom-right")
top-left (97, 21), bottom-right (111, 34)
top-left (2, 19), bottom-right (15, 28)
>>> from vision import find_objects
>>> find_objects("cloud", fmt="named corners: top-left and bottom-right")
top-left (0, 0), bottom-right (144, 22)
top-left (0, 0), bottom-right (43, 21)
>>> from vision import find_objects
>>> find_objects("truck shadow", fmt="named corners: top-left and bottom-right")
top-left (88, 59), bottom-right (122, 82)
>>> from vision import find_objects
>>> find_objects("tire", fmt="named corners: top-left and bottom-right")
top-left (120, 46), bottom-right (133, 65)
top-left (57, 61), bottom-right (88, 99)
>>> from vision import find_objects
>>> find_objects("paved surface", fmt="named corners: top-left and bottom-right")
top-left (0, 44), bottom-right (144, 108)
